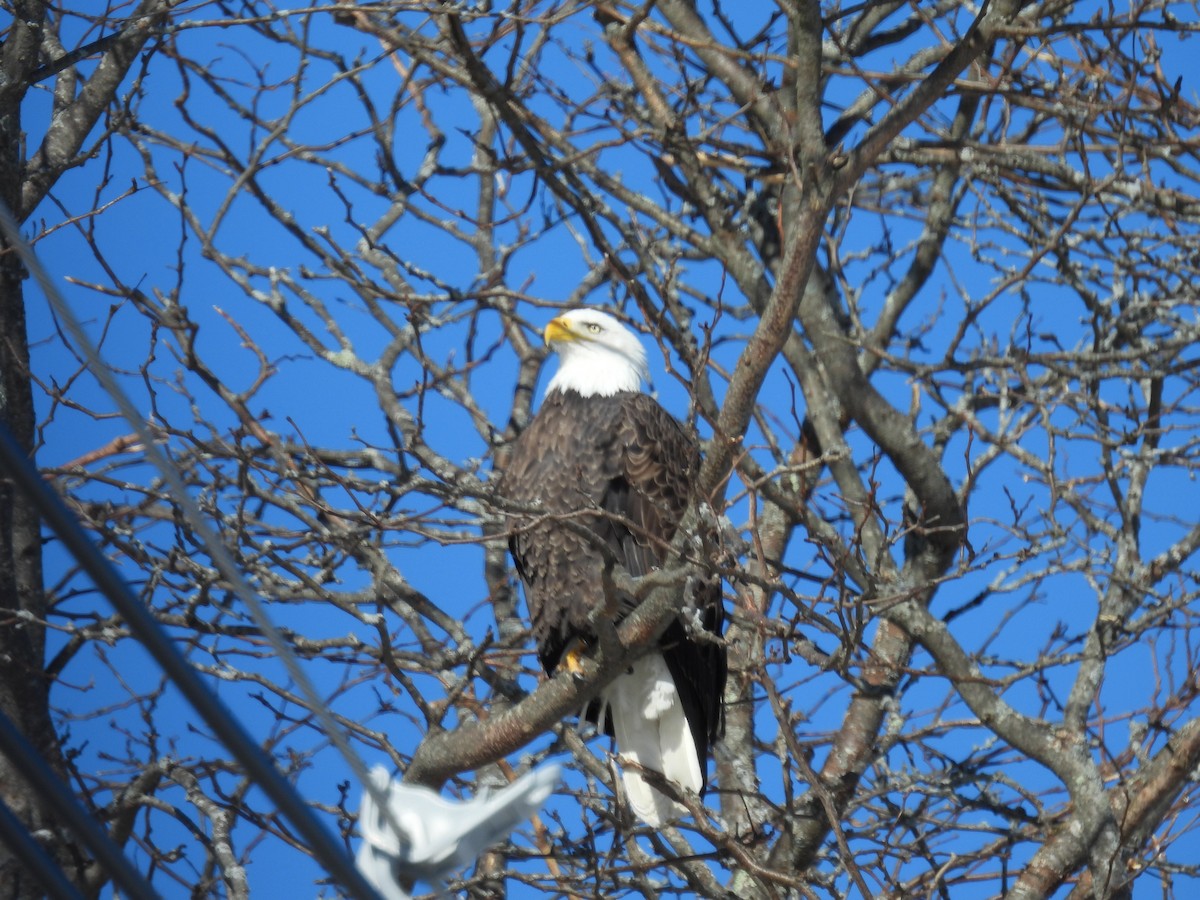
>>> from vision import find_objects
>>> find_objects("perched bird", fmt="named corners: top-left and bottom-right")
top-left (498, 307), bottom-right (726, 826)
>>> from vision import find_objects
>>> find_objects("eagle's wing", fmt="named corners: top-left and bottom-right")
top-left (605, 394), bottom-right (726, 807)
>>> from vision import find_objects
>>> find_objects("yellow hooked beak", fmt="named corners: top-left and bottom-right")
top-left (543, 316), bottom-right (576, 346)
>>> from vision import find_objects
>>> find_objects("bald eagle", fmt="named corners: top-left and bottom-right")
top-left (499, 308), bottom-right (726, 826)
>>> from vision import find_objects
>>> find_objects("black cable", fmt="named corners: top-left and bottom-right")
top-left (0, 707), bottom-right (152, 900)
top-left (0, 794), bottom-right (85, 900)
top-left (0, 422), bottom-right (382, 900)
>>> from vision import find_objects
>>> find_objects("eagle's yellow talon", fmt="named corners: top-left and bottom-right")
top-left (564, 644), bottom-right (586, 676)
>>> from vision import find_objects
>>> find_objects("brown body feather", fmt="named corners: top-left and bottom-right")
top-left (498, 389), bottom-right (726, 792)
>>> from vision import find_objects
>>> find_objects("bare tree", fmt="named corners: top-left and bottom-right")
top-left (4, 1), bottom-right (1200, 897)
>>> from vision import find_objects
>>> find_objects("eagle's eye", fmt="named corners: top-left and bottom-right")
top-left (586, 323), bottom-right (602, 334)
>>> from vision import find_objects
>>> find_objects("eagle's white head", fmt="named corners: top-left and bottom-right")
top-left (544, 308), bottom-right (650, 397)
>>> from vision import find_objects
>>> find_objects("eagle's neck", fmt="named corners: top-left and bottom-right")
top-left (546, 350), bottom-right (645, 397)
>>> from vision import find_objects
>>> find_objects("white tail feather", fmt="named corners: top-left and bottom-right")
top-left (602, 651), bottom-right (701, 826)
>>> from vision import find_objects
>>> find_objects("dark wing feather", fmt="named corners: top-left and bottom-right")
top-left (612, 394), bottom-right (726, 785)
top-left (500, 391), bottom-right (626, 672)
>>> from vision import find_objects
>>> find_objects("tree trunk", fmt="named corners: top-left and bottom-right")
top-left (0, 7), bottom-right (83, 893)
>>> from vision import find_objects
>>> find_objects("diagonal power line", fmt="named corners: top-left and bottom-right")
top-left (0, 202), bottom-right (385, 899)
